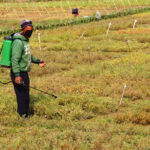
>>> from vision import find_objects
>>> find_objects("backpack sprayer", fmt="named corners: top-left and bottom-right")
top-left (0, 36), bottom-right (13, 67)
top-left (0, 35), bottom-right (57, 99)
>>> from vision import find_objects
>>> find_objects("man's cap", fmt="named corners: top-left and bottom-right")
top-left (72, 8), bottom-right (78, 14)
top-left (21, 20), bottom-right (33, 29)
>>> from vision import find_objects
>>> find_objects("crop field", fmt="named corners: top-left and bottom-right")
top-left (1, 0), bottom-right (150, 150)
top-left (0, 0), bottom-right (149, 31)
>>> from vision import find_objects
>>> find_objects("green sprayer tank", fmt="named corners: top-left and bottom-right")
top-left (0, 37), bottom-right (13, 68)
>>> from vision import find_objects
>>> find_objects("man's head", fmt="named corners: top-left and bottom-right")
top-left (21, 20), bottom-right (33, 38)
top-left (72, 8), bottom-right (79, 17)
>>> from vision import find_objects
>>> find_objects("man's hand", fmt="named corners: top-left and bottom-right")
top-left (15, 76), bottom-right (22, 84)
top-left (39, 60), bottom-right (46, 67)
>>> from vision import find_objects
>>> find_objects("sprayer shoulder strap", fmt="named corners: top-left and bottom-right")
top-left (13, 38), bottom-right (24, 42)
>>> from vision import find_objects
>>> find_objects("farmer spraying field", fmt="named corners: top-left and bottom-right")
top-left (10, 20), bottom-right (46, 117)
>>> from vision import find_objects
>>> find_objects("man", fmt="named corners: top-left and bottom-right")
top-left (11, 20), bottom-right (46, 117)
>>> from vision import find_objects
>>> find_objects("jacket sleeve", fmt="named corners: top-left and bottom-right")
top-left (31, 55), bottom-right (41, 64)
top-left (11, 40), bottom-right (23, 77)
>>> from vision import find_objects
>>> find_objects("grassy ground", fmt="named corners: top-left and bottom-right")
top-left (1, 10), bottom-right (150, 149)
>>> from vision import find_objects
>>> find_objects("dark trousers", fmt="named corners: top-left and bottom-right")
top-left (11, 71), bottom-right (30, 117)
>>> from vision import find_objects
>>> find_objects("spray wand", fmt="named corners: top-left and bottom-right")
top-left (0, 80), bottom-right (57, 99)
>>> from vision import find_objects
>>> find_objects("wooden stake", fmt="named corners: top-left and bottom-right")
top-left (38, 33), bottom-right (42, 51)
top-left (119, 84), bottom-right (127, 107)
top-left (106, 23), bottom-right (112, 36)
top-left (133, 19), bottom-right (137, 29)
